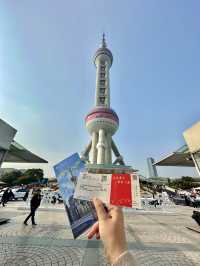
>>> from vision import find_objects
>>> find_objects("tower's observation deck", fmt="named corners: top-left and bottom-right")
top-left (82, 35), bottom-right (125, 166)
top-left (85, 107), bottom-right (119, 135)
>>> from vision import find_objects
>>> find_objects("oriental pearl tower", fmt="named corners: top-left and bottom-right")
top-left (81, 34), bottom-right (125, 166)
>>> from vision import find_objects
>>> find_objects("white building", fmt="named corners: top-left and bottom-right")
top-left (147, 157), bottom-right (158, 178)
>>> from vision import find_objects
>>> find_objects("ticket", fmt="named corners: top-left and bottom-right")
top-left (74, 172), bottom-right (111, 203)
top-left (74, 172), bottom-right (141, 208)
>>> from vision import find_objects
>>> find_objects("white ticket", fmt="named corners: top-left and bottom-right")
top-left (74, 172), bottom-right (141, 208)
top-left (74, 172), bottom-right (111, 203)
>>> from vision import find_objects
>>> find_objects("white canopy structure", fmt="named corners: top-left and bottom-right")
top-left (154, 145), bottom-right (195, 167)
top-left (0, 118), bottom-right (47, 166)
top-left (4, 140), bottom-right (48, 163)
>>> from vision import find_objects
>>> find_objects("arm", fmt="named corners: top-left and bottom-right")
top-left (112, 251), bottom-right (136, 266)
top-left (88, 198), bottom-right (136, 265)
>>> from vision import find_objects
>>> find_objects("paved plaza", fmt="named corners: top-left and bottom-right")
top-left (0, 202), bottom-right (200, 266)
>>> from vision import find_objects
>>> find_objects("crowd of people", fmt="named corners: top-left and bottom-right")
top-left (183, 189), bottom-right (200, 208)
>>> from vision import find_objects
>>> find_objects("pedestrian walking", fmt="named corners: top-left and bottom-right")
top-left (184, 194), bottom-right (190, 206)
top-left (23, 189), bottom-right (29, 201)
top-left (51, 195), bottom-right (56, 204)
top-left (8, 188), bottom-right (15, 201)
top-left (1, 188), bottom-right (9, 207)
top-left (23, 190), bottom-right (41, 225)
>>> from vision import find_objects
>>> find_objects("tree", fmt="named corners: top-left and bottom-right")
top-left (1, 170), bottom-right (22, 186)
top-left (16, 169), bottom-right (44, 185)
top-left (0, 168), bottom-right (44, 186)
top-left (181, 176), bottom-right (193, 190)
top-left (16, 175), bottom-right (37, 185)
top-left (23, 169), bottom-right (43, 180)
top-left (169, 176), bottom-right (197, 190)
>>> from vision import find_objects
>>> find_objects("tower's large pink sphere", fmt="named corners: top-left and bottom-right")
top-left (85, 107), bottom-right (119, 135)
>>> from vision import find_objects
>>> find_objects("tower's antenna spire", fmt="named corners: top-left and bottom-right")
top-left (102, 33), bottom-right (106, 48)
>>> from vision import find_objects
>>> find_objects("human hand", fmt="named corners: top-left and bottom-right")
top-left (87, 198), bottom-right (127, 264)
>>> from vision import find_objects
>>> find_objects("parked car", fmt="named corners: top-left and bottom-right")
top-left (12, 188), bottom-right (28, 200)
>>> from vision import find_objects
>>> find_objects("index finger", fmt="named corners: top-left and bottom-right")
top-left (93, 198), bottom-right (108, 220)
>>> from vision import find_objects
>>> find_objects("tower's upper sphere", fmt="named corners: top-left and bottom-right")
top-left (85, 107), bottom-right (119, 136)
top-left (93, 34), bottom-right (113, 67)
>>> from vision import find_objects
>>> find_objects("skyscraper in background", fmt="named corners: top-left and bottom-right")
top-left (147, 157), bottom-right (158, 178)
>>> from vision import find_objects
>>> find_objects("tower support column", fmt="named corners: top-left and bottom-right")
top-left (90, 132), bottom-right (98, 163)
top-left (81, 140), bottom-right (92, 162)
top-left (105, 133), bottom-right (112, 164)
top-left (97, 129), bottom-right (106, 164)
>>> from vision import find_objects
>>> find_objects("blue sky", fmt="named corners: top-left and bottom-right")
top-left (1, 1), bottom-right (200, 178)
